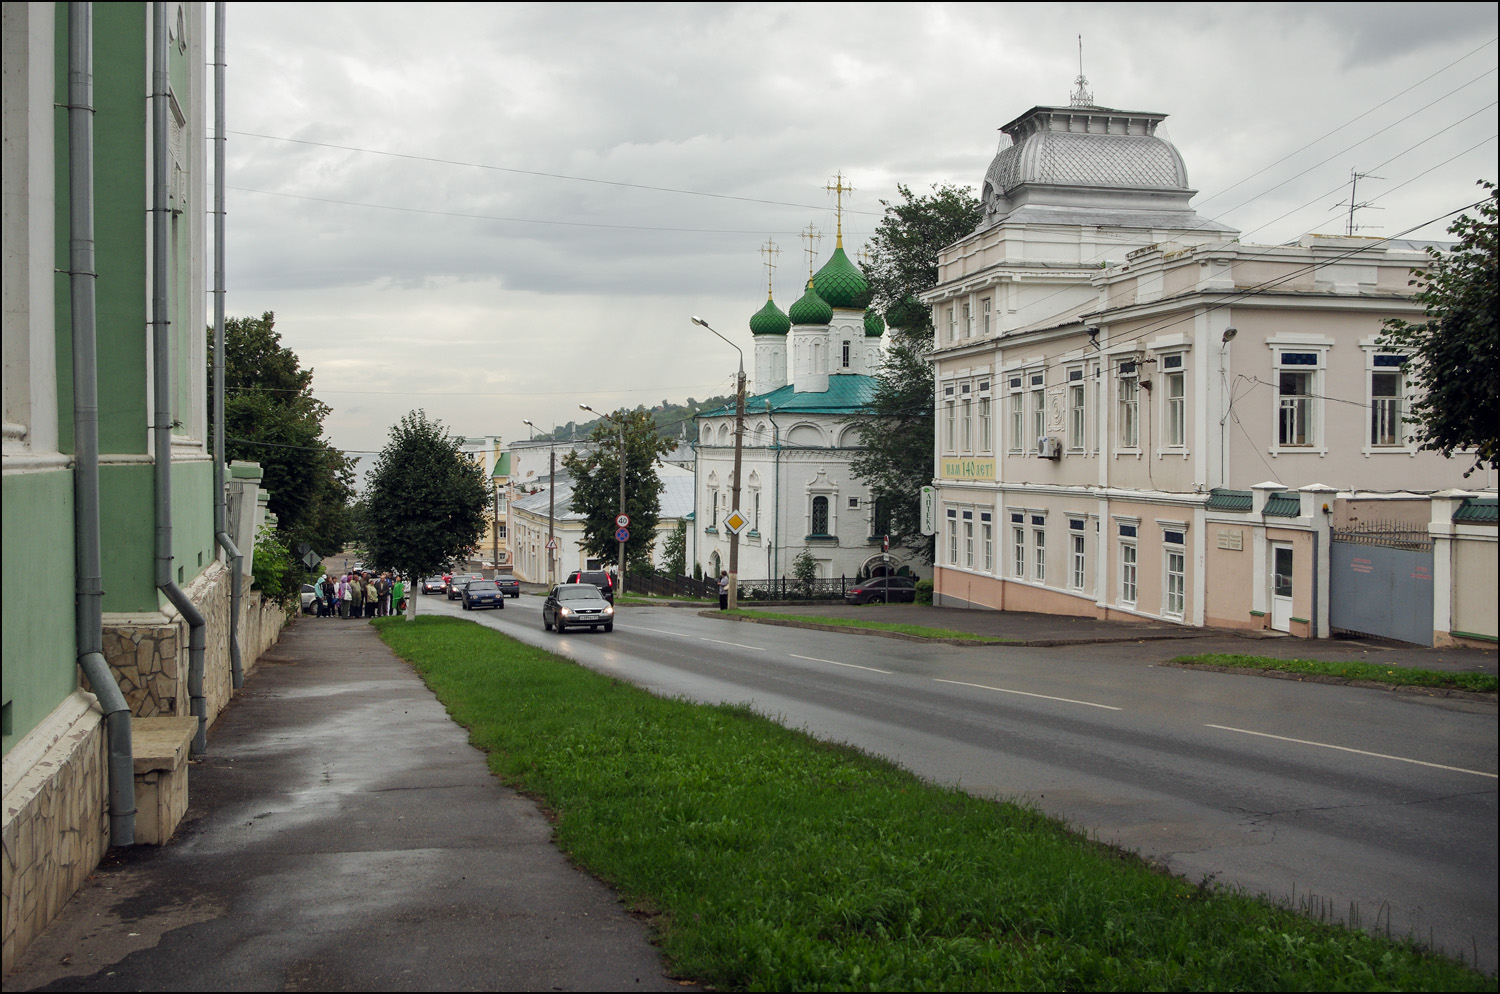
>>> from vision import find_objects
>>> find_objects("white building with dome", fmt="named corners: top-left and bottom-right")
top-left (922, 97), bottom-right (1493, 646)
top-left (691, 225), bottom-right (920, 584)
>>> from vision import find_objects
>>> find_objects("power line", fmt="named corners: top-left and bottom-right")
top-left (228, 130), bottom-right (884, 216)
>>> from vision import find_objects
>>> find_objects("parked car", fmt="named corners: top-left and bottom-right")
top-left (492, 573), bottom-right (521, 598)
top-left (447, 573), bottom-right (485, 599)
top-left (421, 575), bottom-right (446, 595)
top-left (543, 583), bottom-right (615, 633)
top-left (461, 579), bottom-right (505, 611)
top-left (300, 583), bottom-right (318, 614)
top-left (844, 576), bottom-right (918, 605)
top-left (566, 569), bottom-right (615, 603)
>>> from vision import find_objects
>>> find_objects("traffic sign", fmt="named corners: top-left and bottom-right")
top-left (616, 513), bottom-right (630, 528)
top-left (301, 549), bottom-right (321, 569)
top-left (545, 537), bottom-right (557, 550)
top-left (723, 509), bottom-right (748, 535)
top-left (615, 527), bottom-right (630, 542)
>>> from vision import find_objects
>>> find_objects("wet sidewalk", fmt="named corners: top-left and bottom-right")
top-left (7, 618), bottom-right (682, 992)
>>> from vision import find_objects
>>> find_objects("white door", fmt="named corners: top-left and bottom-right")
top-left (1271, 543), bottom-right (1294, 632)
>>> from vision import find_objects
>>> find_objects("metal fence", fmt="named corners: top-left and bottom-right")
top-left (1331, 519), bottom-right (1432, 551)
top-left (625, 570), bottom-right (864, 602)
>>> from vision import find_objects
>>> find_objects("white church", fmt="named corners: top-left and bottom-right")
top-left (690, 209), bottom-right (921, 583)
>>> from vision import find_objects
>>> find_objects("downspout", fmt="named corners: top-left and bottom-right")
top-left (765, 401), bottom-right (781, 582)
top-left (210, 2), bottom-right (242, 689)
top-left (152, 1), bottom-right (208, 755)
top-left (70, 0), bottom-right (135, 848)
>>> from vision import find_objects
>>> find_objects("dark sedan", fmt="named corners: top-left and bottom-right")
top-left (492, 573), bottom-right (521, 598)
top-left (844, 576), bottom-right (918, 605)
top-left (461, 579), bottom-right (505, 610)
top-left (421, 575), bottom-right (446, 595)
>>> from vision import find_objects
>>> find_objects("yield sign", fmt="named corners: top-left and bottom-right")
top-left (723, 509), bottom-right (748, 535)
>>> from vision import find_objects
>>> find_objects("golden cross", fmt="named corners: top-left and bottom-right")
top-left (759, 238), bottom-right (780, 299)
top-left (825, 171), bottom-right (854, 247)
top-left (801, 223), bottom-right (822, 281)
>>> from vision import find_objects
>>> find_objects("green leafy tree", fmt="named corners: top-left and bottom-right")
top-left (208, 312), bottom-right (355, 555)
top-left (561, 410), bottom-right (674, 572)
top-left (791, 550), bottom-right (818, 595)
top-left (364, 411), bottom-right (489, 617)
top-left (249, 525), bottom-right (303, 609)
top-left (663, 520), bottom-right (688, 578)
top-left (1378, 181), bottom-right (1498, 475)
top-left (850, 184), bottom-right (983, 563)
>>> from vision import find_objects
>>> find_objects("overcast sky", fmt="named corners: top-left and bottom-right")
top-left (219, 2), bottom-right (1498, 472)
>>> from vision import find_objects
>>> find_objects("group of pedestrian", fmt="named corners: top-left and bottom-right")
top-left (313, 571), bottom-right (405, 619)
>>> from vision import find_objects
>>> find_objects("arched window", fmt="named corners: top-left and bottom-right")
top-left (842, 340), bottom-right (851, 368)
top-left (811, 495), bottom-right (830, 535)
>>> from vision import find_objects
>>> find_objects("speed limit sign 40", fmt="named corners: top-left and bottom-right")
top-left (616, 514), bottom-right (630, 528)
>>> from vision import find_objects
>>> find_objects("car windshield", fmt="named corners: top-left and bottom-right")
top-left (469, 581), bottom-right (498, 592)
top-left (557, 586), bottom-right (603, 602)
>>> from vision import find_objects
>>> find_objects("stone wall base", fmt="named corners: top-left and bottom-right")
top-left (130, 717), bottom-right (197, 846)
top-left (1, 692), bottom-right (109, 975)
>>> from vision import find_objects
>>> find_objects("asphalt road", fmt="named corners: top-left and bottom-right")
top-left (421, 591), bottom-right (1499, 973)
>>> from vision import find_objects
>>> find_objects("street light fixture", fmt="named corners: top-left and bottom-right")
top-left (523, 419), bottom-right (558, 586)
top-left (580, 403), bottom-right (628, 596)
top-left (692, 316), bottom-right (746, 610)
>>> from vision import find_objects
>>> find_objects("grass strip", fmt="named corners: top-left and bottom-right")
top-left (1171, 653), bottom-right (1497, 693)
top-left (726, 608), bottom-right (1013, 642)
top-left (376, 616), bottom-right (1487, 991)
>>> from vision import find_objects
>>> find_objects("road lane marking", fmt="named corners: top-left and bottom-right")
top-left (637, 626), bottom-right (692, 637)
top-left (1205, 724), bottom-right (1498, 779)
top-left (791, 654), bottom-right (892, 674)
top-left (934, 679), bottom-right (1121, 711)
top-left (700, 637), bottom-right (766, 651)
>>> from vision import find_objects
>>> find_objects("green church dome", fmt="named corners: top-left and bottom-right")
top-left (788, 280), bottom-right (833, 326)
top-left (749, 297), bottom-right (791, 336)
top-left (863, 307), bottom-right (885, 337)
top-left (811, 246), bottom-right (872, 310)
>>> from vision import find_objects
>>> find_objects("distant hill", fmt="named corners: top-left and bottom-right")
top-left (533, 394), bottom-right (735, 444)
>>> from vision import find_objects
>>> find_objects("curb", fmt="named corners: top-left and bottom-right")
top-left (1160, 660), bottom-right (1499, 702)
top-left (699, 610), bottom-right (1214, 648)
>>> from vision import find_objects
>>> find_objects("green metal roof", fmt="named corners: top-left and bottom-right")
top-left (493, 452), bottom-right (510, 477)
top-left (749, 296), bottom-right (791, 336)
top-left (811, 246), bottom-right (872, 310)
top-left (699, 375), bottom-right (880, 419)
top-left (1205, 488), bottom-right (1252, 511)
top-left (1263, 492), bottom-right (1302, 517)
top-left (1454, 496), bottom-right (1497, 523)
top-left (863, 307), bottom-right (885, 338)
top-left (788, 279), bottom-right (833, 326)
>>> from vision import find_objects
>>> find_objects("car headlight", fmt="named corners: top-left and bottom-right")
top-left (604, 605), bottom-right (614, 615)
top-left (560, 607), bottom-right (571, 616)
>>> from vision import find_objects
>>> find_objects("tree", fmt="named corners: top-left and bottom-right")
top-left (208, 312), bottom-right (355, 556)
top-left (561, 410), bottom-right (674, 572)
top-left (791, 550), bottom-right (818, 595)
top-left (849, 184), bottom-right (984, 563)
top-left (1378, 182), bottom-right (1498, 476)
top-left (364, 411), bottom-right (489, 617)
top-left (662, 520), bottom-right (687, 578)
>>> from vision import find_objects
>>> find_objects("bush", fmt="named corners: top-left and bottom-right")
top-left (915, 578), bottom-right (933, 605)
top-left (250, 526), bottom-right (304, 607)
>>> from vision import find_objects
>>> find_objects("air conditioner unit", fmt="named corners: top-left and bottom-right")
top-left (1036, 437), bottom-right (1062, 459)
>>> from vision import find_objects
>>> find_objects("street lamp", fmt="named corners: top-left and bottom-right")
top-left (523, 419), bottom-right (557, 586)
top-left (692, 316), bottom-right (746, 610)
top-left (580, 403), bottom-right (628, 596)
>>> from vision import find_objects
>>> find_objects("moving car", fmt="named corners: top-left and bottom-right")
top-left (447, 573), bottom-right (485, 599)
top-left (421, 575), bottom-right (446, 595)
top-left (566, 569), bottom-right (615, 603)
top-left (492, 572), bottom-right (521, 598)
top-left (461, 579), bottom-right (505, 610)
top-left (843, 575), bottom-right (918, 605)
top-left (543, 583), bottom-right (614, 633)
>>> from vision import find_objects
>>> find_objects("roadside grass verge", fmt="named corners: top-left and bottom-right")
top-left (375, 616), bottom-right (1488, 990)
top-left (1171, 653), bottom-right (1497, 694)
top-left (725, 608), bottom-right (1013, 642)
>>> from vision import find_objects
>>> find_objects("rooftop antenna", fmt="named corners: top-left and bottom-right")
top-left (759, 238), bottom-right (780, 299)
top-left (1334, 168), bottom-right (1385, 236)
top-left (1070, 34), bottom-right (1095, 108)
top-left (801, 223), bottom-right (823, 281)
top-left (825, 171), bottom-right (854, 248)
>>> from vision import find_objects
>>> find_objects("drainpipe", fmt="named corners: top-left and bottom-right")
top-left (765, 401), bottom-right (782, 582)
top-left (210, 2), bottom-right (242, 689)
top-left (70, 1), bottom-right (135, 848)
top-left (152, 1), bottom-right (208, 755)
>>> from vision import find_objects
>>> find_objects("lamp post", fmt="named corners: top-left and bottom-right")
top-left (580, 404), bottom-right (628, 597)
top-left (523, 419), bottom-right (557, 586)
top-left (692, 316), bottom-right (746, 610)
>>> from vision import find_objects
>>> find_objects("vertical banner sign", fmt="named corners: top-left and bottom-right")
top-left (920, 486), bottom-right (937, 536)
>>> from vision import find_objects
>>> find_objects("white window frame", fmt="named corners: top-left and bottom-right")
top-left (1007, 377), bottom-right (1025, 453)
top-left (1360, 341), bottom-right (1416, 456)
top-left (1070, 529), bottom-right (1086, 591)
top-left (982, 515), bottom-right (993, 572)
top-left (947, 508), bottom-right (959, 564)
top-left (1162, 526), bottom-right (1187, 619)
top-left (1067, 368), bottom-right (1086, 452)
top-left (1119, 540), bottom-right (1138, 606)
top-left (1034, 526), bottom-right (1046, 583)
top-left (981, 297), bottom-right (992, 337)
top-left (1012, 523), bottom-right (1026, 578)
top-left (1268, 340), bottom-right (1330, 456)
top-left (1117, 359), bottom-right (1140, 451)
top-left (947, 306), bottom-right (957, 342)
top-left (1160, 353), bottom-right (1187, 452)
top-left (1030, 373), bottom-right (1046, 449)
top-left (963, 511), bottom-right (974, 568)
top-left (962, 301), bottom-right (973, 339)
